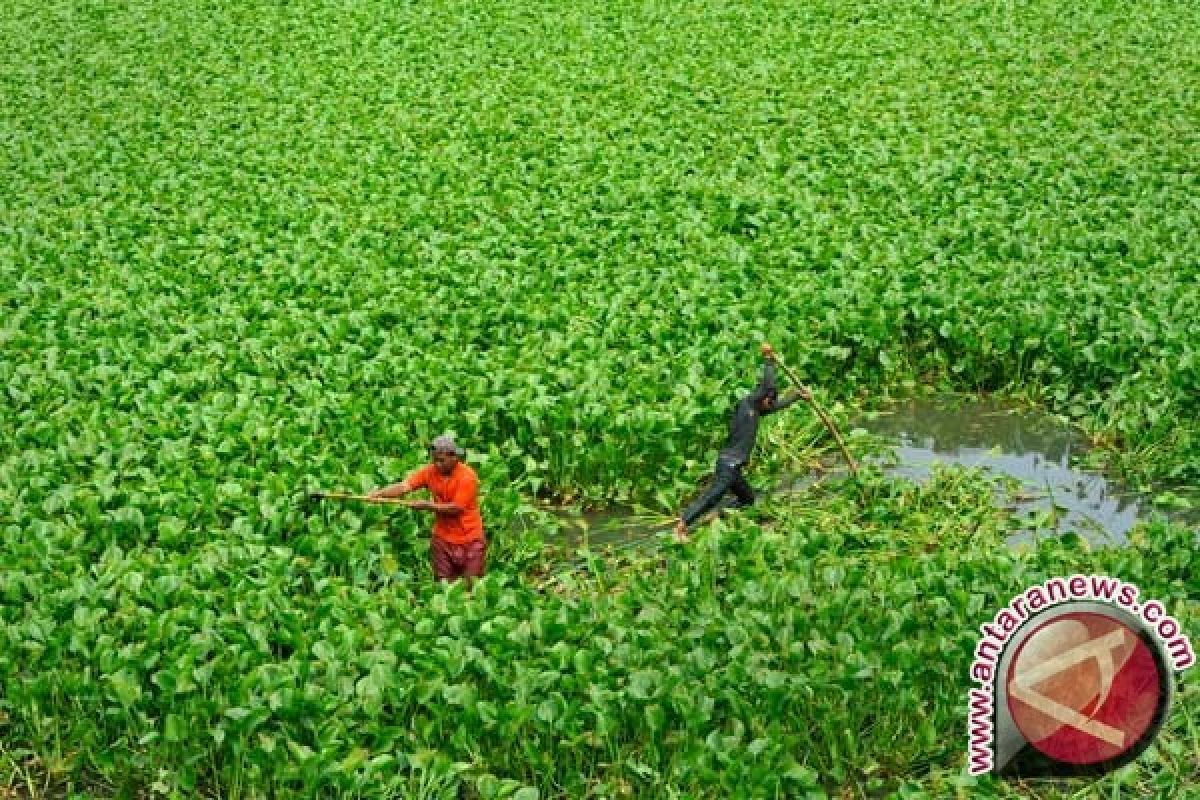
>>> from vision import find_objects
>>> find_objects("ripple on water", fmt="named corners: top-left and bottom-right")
top-left (857, 395), bottom-right (1197, 547)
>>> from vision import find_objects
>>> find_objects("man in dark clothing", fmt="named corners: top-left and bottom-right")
top-left (674, 344), bottom-right (809, 541)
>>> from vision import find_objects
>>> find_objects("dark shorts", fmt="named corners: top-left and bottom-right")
top-left (680, 457), bottom-right (756, 530)
top-left (431, 536), bottom-right (487, 581)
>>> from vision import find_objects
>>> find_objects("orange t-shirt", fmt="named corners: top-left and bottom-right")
top-left (405, 462), bottom-right (485, 544)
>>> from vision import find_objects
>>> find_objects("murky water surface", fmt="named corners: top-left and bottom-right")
top-left (544, 396), bottom-right (1195, 557)
top-left (857, 396), bottom-right (1195, 546)
top-left (548, 505), bottom-right (665, 556)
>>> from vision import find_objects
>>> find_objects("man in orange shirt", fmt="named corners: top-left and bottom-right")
top-left (369, 435), bottom-right (487, 581)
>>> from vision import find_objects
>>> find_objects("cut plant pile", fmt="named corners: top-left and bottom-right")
top-left (1, 0), bottom-right (1197, 797)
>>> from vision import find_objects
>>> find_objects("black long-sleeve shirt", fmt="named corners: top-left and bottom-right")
top-left (717, 360), bottom-right (802, 467)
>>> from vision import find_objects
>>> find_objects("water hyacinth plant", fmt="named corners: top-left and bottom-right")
top-left (2, 0), bottom-right (1197, 797)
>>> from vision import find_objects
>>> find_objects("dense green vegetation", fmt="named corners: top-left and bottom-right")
top-left (1, 0), bottom-right (1196, 797)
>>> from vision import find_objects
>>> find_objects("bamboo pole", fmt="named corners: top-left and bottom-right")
top-left (308, 491), bottom-right (421, 507)
top-left (767, 346), bottom-right (860, 476)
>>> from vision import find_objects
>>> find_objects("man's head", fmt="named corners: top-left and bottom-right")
top-left (430, 434), bottom-right (463, 475)
top-left (748, 351), bottom-right (779, 413)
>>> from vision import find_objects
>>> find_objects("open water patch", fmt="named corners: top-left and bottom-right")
top-left (856, 395), bottom-right (1197, 547)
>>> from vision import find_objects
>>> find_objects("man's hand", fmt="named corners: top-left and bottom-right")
top-left (761, 342), bottom-right (776, 361)
top-left (798, 386), bottom-right (813, 402)
top-left (369, 480), bottom-right (412, 501)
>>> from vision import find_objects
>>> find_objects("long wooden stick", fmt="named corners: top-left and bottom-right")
top-left (309, 491), bottom-right (420, 507)
top-left (769, 351), bottom-right (859, 476)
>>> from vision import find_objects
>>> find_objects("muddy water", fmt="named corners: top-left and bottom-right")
top-left (857, 396), bottom-right (1196, 546)
top-left (544, 396), bottom-right (1195, 558)
top-left (548, 505), bottom-right (667, 554)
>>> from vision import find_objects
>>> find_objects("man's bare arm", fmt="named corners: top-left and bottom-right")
top-left (420, 501), bottom-right (463, 515)
top-left (369, 480), bottom-right (415, 500)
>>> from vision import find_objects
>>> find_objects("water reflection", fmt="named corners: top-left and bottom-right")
top-left (859, 396), bottom-right (1192, 546)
